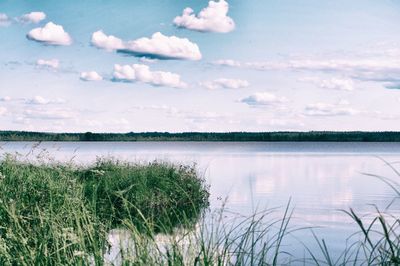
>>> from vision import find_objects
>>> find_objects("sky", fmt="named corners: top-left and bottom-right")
top-left (1, 0), bottom-right (400, 133)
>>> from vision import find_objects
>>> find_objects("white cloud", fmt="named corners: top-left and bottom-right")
top-left (28, 96), bottom-right (49, 105)
top-left (236, 59), bottom-right (400, 74)
top-left (304, 102), bottom-right (358, 116)
top-left (213, 59), bottom-right (241, 67)
top-left (0, 107), bottom-right (7, 116)
top-left (20, 11), bottom-right (46, 24)
top-left (91, 30), bottom-right (124, 51)
top-left (27, 22), bottom-right (72, 46)
top-left (36, 59), bottom-right (59, 69)
top-left (213, 58), bottom-right (400, 77)
top-left (299, 77), bottom-right (354, 91)
top-left (240, 92), bottom-right (288, 106)
top-left (0, 96), bottom-right (11, 102)
top-left (80, 71), bottom-right (103, 81)
top-left (0, 13), bottom-right (10, 27)
top-left (26, 96), bottom-right (66, 105)
top-left (123, 32), bottom-right (202, 60)
top-left (113, 64), bottom-right (187, 88)
top-left (91, 31), bottom-right (201, 60)
top-left (173, 0), bottom-right (235, 33)
top-left (201, 78), bottom-right (249, 90)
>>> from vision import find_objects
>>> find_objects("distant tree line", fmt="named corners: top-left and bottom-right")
top-left (1, 131), bottom-right (400, 142)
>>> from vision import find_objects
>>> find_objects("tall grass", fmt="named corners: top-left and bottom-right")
top-left (307, 157), bottom-right (400, 265)
top-left (0, 155), bottom-right (209, 265)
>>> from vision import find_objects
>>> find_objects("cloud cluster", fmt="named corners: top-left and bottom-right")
top-left (113, 64), bottom-right (187, 88)
top-left (299, 77), bottom-right (354, 91)
top-left (243, 59), bottom-right (400, 74)
top-left (20, 11), bottom-right (46, 24)
top-left (214, 58), bottom-right (400, 77)
top-left (27, 22), bottom-right (72, 46)
top-left (123, 32), bottom-right (202, 60)
top-left (214, 57), bottom-right (400, 91)
top-left (91, 30), bottom-right (124, 51)
top-left (0, 13), bottom-right (10, 27)
top-left (80, 71), bottom-right (103, 81)
top-left (303, 102), bottom-right (358, 116)
top-left (36, 59), bottom-right (59, 69)
top-left (201, 78), bottom-right (249, 90)
top-left (240, 92), bottom-right (288, 106)
top-left (173, 0), bottom-right (235, 33)
top-left (91, 31), bottom-right (201, 60)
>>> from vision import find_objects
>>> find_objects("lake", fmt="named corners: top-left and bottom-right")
top-left (1, 141), bottom-right (400, 261)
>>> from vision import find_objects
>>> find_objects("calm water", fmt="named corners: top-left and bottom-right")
top-left (1, 141), bottom-right (400, 260)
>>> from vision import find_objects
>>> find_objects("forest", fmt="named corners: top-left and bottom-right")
top-left (1, 131), bottom-right (400, 141)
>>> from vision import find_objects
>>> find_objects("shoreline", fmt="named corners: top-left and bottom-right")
top-left (2, 131), bottom-right (400, 142)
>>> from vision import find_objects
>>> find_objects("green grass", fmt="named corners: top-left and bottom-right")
top-left (0, 155), bottom-right (209, 265)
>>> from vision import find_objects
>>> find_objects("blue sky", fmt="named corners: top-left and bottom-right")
top-left (0, 0), bottom-right (400, 132)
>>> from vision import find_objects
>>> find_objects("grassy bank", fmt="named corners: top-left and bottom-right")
top-left (0, 156), bottom-right (399, 265)
top-left (0, 157), bottom-right (209, 265)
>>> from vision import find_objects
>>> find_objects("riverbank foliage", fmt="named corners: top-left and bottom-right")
top-left (1, 130), bottom-right (400, 142)
top-left (0, 157), bottom-right (209, 265)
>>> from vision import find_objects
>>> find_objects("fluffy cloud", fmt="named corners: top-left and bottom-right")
top-left (27, 22), bottom-right (72, 46)
top-left (113, 64), bottom-right (187, 88)
top-left (36, 59), bottom-right (59, 69)
top-left (201, 78), bottom-right (249, 90)
top-left (240, 92), bottom-right (288, 106)
top-left (299, 77), bottom-right (354, 91)
top-left (80, 71), bottom-right (103, 81)
top-left (0, 107), bottom-right (7, 116)
top-left (123, 32), bottom-right (201, 60)
top-left (0, 13), bottom-right (10, 27)
top-left (304, 102), bottom-right (358, 116)
top-left (91, 31), bottom-right (201, 60)
top-left (26, 96), bottom-right (65, 105)
top-left (91, 30), bottom-right (124, 51)
top-left (173, 0), bottom-right (235, 33)
top-left (20, 11), bottom-right (46, 23)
